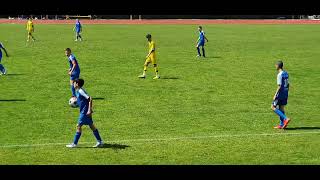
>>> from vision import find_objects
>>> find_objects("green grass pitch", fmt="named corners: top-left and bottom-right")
top-left (0, 24), bottom-right (320, 164)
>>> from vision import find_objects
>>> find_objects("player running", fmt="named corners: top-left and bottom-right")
top-left (73, 19), bottom-right (82, 41)
top-left (66, 78), bottom-right (104, 148)
top-left (0, 42), bottom-right (9, 75)
top-left (26, 18), bottom-right (36, 42)
top-left (196, 26), bottom-right (208, 58)
top-left (65, 48), bottom-right (81, 98)
top-left (138, 34), bottom-right (160, 79)
top-left (271, 61), bottom-right (291, 129)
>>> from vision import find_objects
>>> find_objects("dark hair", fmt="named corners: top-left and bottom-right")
top-left (75, 79), bottom-right (84, 87)
top-left (276, 60), bottom-right (284, 69)
top-left (146, 34), bottom-right (152, 39)
top-left (65, 48), bottom-right (71, 52)
top-left (199, 26), bottom-right (202, 29)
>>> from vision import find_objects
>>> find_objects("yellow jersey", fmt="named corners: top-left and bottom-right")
top-left (26, 20), bottom-right (34, 31)
top-left (148, 40), bottom-right (155, 56)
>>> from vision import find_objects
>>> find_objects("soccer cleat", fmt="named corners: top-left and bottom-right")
top-left (273, 125), bottom-right (283, 129)
top-left (282, 118), bottom-right (291, 129)
top-left (66, 143), bottom-right (77, 148)
top-left (138, 74), bottom-right (146, 78)
top-left (93, 141), bottom-right (104, 148)
top-left (2, 68), bottom-right (6, 75)
top-left (75, 39), bottom-right (78, 41)
top-left (196, 55), bottom-right (201, 57)
top-left (153, 76), bottom-right (160, 80)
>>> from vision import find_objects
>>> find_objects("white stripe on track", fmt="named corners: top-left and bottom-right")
top-left (0, 131), bottom-right (319, 148)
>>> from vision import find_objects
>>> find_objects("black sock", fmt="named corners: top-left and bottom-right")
top-left (202, 47), bottom-right (205, 57)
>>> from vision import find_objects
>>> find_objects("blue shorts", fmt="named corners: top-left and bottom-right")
top-left (198, 41), bottom-right (205, 47)
top-left (272, 98), bottom-right (288, 106)
top-left (70, 72), bottom-right (80, 80)
top-left (78, 114), bottom-right (93, 126)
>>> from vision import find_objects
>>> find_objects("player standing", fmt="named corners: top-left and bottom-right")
top-left (271, 61), bottom-right (291, 129)
top-left (196, 26), bottom-right (208, 58)
top-left (138, 34), bottom-right (160, 79)
top-left (73, 19), bottom-right (82, 41)
top-left (65, 48), bottom-right (81, 98)
top-left (26, 18), bottom-right (36, 42)
top-left (66, 78), bottom-right (104, 148)
top-left (0, 42), bottom-right (9, 75)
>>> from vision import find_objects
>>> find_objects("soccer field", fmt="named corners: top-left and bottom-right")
top-left (0, 24), bottom-right (320, 164)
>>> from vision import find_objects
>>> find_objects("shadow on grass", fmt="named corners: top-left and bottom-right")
top-left (0, 99), bottom-right (26, 102)
top-left (5, 73), bottom-right (25, 76)
top-left (92, 97), bottom-right (105, 100)
top-left (285, 127), bottom-right (320, 130)
top-left (161, 77), bottom-right (179, 80)
top-left (79, 143), bottom-right (130, 149)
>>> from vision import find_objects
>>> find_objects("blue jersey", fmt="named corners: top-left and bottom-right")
top-left (199, 31), bottom-right (205, 42)
top-left (76, 88), bottom-right (90, 115)
top-left (68, 54), bottom-right (80, 74)
top-left (276, 70), bottom-right (289, 99)
top-left (75, 22), bottom-right (82, 32)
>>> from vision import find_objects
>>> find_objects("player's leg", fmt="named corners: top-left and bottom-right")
top-left (201, 46), bottom-right (206, 58)
top-left (66, 124), bottom-right (82, 148)
top-left (139, 60), bottom-right (150, 78)
top-left (78, 32), bottom-right (82, 41)
top-left (27, 32), bottom-right (31, 42)
top-left (75, 32), bottom-right (78, 41)
top-left (0, 63), bottom-right (5, 75)
top-left (89, 123), bottom-right (104, 147)
top-left (153, 64), bottom-right (160, 79)
top-left (280, 104), bottom-right (291, 128)
top-left (70, 79), bottom-right (76, 97)
top-left (271, 100), bottom-right (287, 128)
top-left (196, 44), bottom-right (201, 57)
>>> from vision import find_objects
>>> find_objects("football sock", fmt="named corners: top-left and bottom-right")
top-left (79, 35), bottom-right (82, 39)
top-left (202, 47), bottom-right (206, 57)
top-left (197, 47), bottom-right (201, 56)
top-left (154, 67), bottom-right (159, 76)
top-left (279, 110), bottom-right (285, 126)
top-left (274, 109), bottom-right (287, 121)
top-left (0, 64), bottom-right (4, 73)
top-left (73, 132), bottom-right (81, 145)
top-left (71, 85), bottom-right (76, 97)
top-left (93, 129), bottom-right (102, 142)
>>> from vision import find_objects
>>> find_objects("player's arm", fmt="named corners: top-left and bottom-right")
top-left (87, 96), bottom-right (93, 116)
top-left (204, 35), bottom-right (209, 42)
top-left (273, 74), bottom-right (282, 100)
top-left (0, 44), bottom-right (9, 57)
top-left (273, 85), bottom-right (281, 100)
top-left (68, 60), bottom-right (77, 75)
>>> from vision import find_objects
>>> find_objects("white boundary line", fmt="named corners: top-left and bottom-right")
top-left (0, 131), bottom-right (319, 148)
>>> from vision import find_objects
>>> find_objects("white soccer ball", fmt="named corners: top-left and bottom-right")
top-left (69, 97), bottom-right (78, 108)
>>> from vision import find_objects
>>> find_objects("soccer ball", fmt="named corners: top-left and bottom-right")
top-left (69, 97), bottom-right (78, 108)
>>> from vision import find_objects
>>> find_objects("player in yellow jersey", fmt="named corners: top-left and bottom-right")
top-left (138, 34), bottom-right (160, 79)
top-left (26, 18), bottom-right (36, 42)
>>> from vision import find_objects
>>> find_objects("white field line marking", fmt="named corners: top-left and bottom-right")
top-left (0, 131), bottom-right (319, 148)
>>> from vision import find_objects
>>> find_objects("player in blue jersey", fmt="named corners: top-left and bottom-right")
top-left (271, 61), bottom-right (291, 129)
top-left (196, 26), bottom-right (208, 58)
top-left (73, 19), bottom-right (82, 41)
top-left (65, 48), bottom-right (80, 97)
top-left (0, 42), bottom-right (9, 75)
top-left (66, 78), bottom-right (104, 148)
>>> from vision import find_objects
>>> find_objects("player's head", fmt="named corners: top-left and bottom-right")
top-left (198, 26), bottom-right (202, 31)
top-left (74, 78), bottom-right (84, 89)
top-left (76, 19), bottom-right (79, 22)
top-left (146, 34), bottom-right (152, 41)
top-left (65, 48), bottom-right (72, 57)
top-left (275, 60), bottom-right (284, 70)
top-left (28, 17), bottom-right (32, 21)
